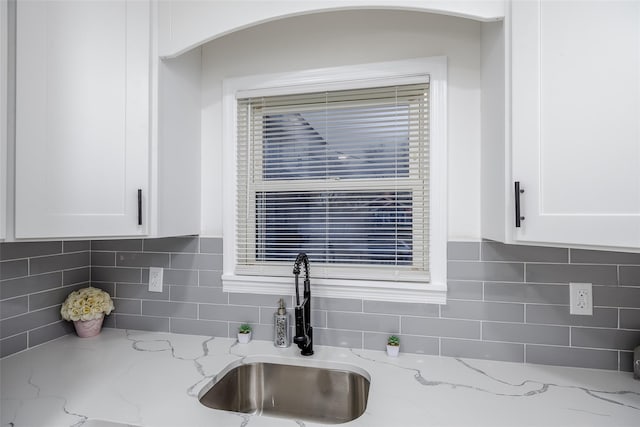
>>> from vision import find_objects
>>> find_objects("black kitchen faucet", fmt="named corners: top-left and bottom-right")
top-left (293, 253), bottom-right (313, 356)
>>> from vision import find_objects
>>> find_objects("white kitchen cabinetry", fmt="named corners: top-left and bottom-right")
top-left (14, 0), bottom-right (201, 239)
top-left (484, 0), bottom-right (640, 250)
top-left (16, 0), bottom-right (149, 239)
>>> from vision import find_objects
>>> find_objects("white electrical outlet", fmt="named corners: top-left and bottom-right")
top-left (149, 267), bottom-right (163, 293)
top-left (570, 282), bottom-right (592, 315)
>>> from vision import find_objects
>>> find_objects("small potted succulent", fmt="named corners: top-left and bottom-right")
top-left (238, 323), bottom-right (252, 344)
top-left (386, 335), bottom-right (400, 357)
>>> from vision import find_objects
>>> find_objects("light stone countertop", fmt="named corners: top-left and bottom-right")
top-left (1, 329), bottom-right (640, 427)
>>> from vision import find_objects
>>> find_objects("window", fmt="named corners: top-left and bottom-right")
top-left (223, 58), bottom-right (447, 303)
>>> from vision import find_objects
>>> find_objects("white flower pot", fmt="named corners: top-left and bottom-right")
top-left (238, 332), bottom-right (252, 344)
top-left (386, 344), bottom-right (400, 357)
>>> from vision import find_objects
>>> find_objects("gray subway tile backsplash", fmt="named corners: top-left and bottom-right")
top-left (446, 280), bottom-right (483, 300)
top-left (311, 310), bottom-right (327, 328)
top-left (441, 338), bottom-right (524, 363)
top-left (230, 321), bottom-right (273, 341)
top-left (619, 351), bottom-right (635, 372)
top-left (91, 251), bottom-right (115, 266)
top-left (483, 282), bottom-right (569, 305)
top-left (448, 261), bottom-right (524, 282)
top-left (117, 252), bottom-right (170, 268)
top-left (327, 311), bottom-right (399, 334)
top-left (28, 284), bottom-right (83, 311)
top-left (619, 266), bottom-right (640, 287)
top-left (198, 270), bottom-right (223, 287)
top-left (28, 321), bottom-right (73, 348)
top-left (0, 241), bottom-right (62, 260)
top-left (571, 327), bottom-right (640, 351)
top-left (62, 240), bottom-right (90, 253)
top-left (92, 239), bottom-right (143, 252)
top-left (441, 300), bottom-right (524, 322)
top-left (200, 238), bottom-right (223, 254)
top-left (90, 282), bottom-right (115, 297)
top-left (142, 300), bottom-right (197, 319)
top-left (392, 334), bottom-right (440, 355)
top-left (111, 298), bottom-right (142, 315)
top-left (482, 322), bottom-right (569, 346)
top-left (170, 286), bottom-right (227, 304)
top-left (103, 314), bottom-right (116, 328)
top-left (115, 314), bottom-right (169, 332)
top-left (0, 296), bottom-right (28, 320)
top-left (199, 304), bottom-right (260, 323)
top-left (402, 317), bottom-right (480, 339)
top-left (593, 285), bottom-right (640, 308)
top-left (570, 248), bottom-right (640, 265)
top-left (170, 318), bottom-right (228, 337)
top-left (228, 292), bottom-right (292, 308)
top-left (363, 300), bottom-right (439, 317)
top-left (1, 237), bottom-right (639, 374)
top-left (92, 266), bottom-right (142, 284)
top-left (447, 241), bottom-right (480, 260)
top-left (525, 304), bottom-right (618, 328)
top-left (115, 283), bottom-right (169, 301)
top-left (162, 269), bottom-right (199, 286)
top-left (0, 259), bottom-right (29, 280)
top-left (525, 263), bottom-right (618, 285)
top-left (0, 305), bottom-right (62, 338)
top-left (314, 328), bottom-right (363, 348)
top-left (143, 236), bottom-right (199, 253)
top-left (312, 296), bottom-right (362, 312)
top-left (170, 253), bottom-right (222, 270)
top-left (29, 252), bottom-right (90, 275)
top-left (619, 309), bottom-right (640, 330)
top-left (1, 272), bottom-right (62, 300)
top-left (0, 333), bottom-right (27, 358)
top-left (482, 241), bottom-right (568, 263)
top-left (525, 344), bottom-right (619, 370)
top-left (364, 332), bottom-right (439, 355)
top-left (62, 267), bottom-right (90, 286)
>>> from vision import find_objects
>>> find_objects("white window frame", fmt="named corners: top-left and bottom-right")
top-left (222, 57), bottom-right (447, 304)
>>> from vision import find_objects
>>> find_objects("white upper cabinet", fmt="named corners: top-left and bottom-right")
top-left (15, 0), bottom-right (150, 239)
top-left (14, 0), bottom-right (201, 240)
top-left (506, 0), bottom-right (640, 250)
top-left (158, 0), bottom-right (505, 57)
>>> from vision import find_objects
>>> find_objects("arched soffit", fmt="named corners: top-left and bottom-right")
top-left (158, 1), bottom-right (504, 58)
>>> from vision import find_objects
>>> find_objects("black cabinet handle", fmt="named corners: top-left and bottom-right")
top-left (515, 181), bottom-right (525, 227)
top-left (137, 189), bottom-right (142, 226)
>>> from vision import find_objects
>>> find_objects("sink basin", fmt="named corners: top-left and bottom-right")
top-left (198, 359), bottom-right (370, 424)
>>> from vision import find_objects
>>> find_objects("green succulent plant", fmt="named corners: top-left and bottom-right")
top-left (239, 323), bottom-right (252, 334)
top-left (387, 335), bottom-right (400, 346)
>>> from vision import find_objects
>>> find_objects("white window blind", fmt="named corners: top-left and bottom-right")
top-left (236, 82), bottom-right (430, 283)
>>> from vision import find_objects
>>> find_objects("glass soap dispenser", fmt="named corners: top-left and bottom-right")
top-left (274, 298), bottom-right (291, 348)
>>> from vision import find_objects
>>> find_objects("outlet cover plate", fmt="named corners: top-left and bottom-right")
top-left (569, 282), bottom-right (592, 316)
top-left (149, 267), bottom-right (163, 293)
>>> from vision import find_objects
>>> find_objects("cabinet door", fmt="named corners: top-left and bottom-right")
top-left (511, 0), bottom-right (640, 248)
top-left (15, 0), bottom-right (149, 239)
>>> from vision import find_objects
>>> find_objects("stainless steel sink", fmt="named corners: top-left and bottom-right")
top-left (198, 359), bottom-right (370, 424)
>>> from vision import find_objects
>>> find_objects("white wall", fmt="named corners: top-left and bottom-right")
top-left (200, 9), bottom-right (481, 240)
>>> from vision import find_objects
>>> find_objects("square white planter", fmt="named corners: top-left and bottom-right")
top-left (238, 332), bottom-right (252, 344)
top-left (386, 344), bottom-right (400, 357)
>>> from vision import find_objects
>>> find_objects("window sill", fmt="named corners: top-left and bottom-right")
top-left (222, 274), bottom-right (447, 304)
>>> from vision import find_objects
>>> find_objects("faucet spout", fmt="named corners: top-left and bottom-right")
top-left (293, 253), bottom-right (313, 356)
